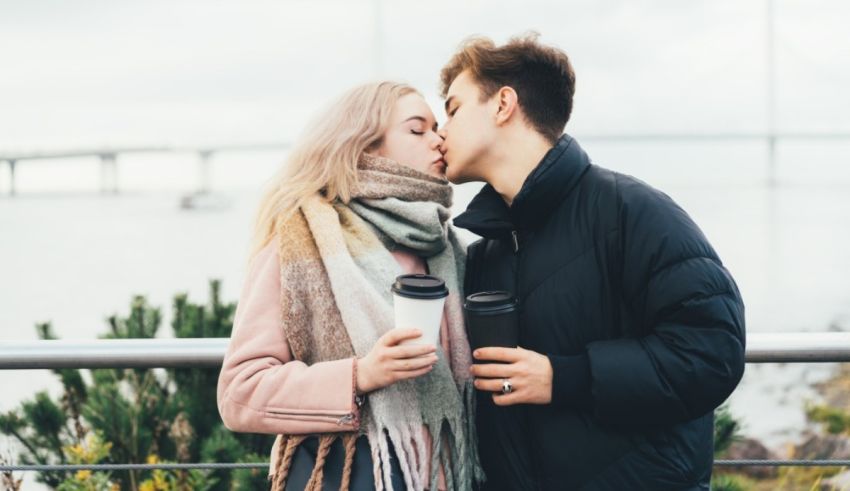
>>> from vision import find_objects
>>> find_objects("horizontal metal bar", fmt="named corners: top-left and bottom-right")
top-left (0, 333), bottom-right (848, 369)
top-left (745, 332), bottom-right (850, 363)
top-left (714, 459), bottom-right (850, 467)
top-left (0, 338), bottom-right (228, 369)
top-left (0, 463), bottom-right (267, 472)
top-left (3, 460), bottom-right (849, 473)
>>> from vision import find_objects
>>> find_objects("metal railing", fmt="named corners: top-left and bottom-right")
top-left (2, 332), bottom-right (850, 474)
top-left (2, 332), bottom-right (849, 369)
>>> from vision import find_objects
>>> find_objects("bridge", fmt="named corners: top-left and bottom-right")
top-left (0, 142), bottom-right (291, 196)
top-left (4, 132), bottom-right (850, 197)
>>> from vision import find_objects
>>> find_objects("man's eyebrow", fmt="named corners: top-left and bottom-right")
top-left (444, 96), bottom-right (455, 113)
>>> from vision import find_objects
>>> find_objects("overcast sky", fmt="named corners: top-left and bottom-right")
top-left (1, 0), bottom-right (849, 153)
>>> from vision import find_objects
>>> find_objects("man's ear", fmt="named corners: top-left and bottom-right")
top-left (494, 86), bottom-right (519, 126)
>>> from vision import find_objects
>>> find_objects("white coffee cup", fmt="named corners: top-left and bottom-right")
top-left (391, 274), bottom-right (449, 347)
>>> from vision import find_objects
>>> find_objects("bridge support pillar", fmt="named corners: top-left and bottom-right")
top-left (99, 154), bottom-right (118, 194)
top-left (7, 160), bottom-right (16, 196)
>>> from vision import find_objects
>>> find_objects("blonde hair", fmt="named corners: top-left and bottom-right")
top-left (248, 81), bottom-right (419, 261)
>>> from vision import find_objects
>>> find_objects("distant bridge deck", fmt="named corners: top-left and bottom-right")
top-left (4, 132), bottom-right (850, 196)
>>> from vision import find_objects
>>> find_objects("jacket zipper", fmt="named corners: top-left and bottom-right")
top-left (512, 228), bottom-right (540, 487)
top-left (510, 230), bottom-right (522, 303)
top-left (267, 410), bottom-right (355, 426)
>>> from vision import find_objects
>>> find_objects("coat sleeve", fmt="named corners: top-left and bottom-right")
top-left (584, 176), bottom-right (746, 425)
top-left (216, 238), bottom-right (360, 435)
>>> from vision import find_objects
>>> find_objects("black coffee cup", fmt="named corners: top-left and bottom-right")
top-left (463, 291), bottom-right (519, 360)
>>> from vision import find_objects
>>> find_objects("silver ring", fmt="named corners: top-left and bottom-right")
top-left (501, 379), bottom-right (513, 395)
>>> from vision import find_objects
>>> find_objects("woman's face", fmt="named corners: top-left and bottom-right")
top-left (372, 93), bottom-right (447, 179)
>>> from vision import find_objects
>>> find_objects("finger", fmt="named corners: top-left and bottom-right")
top-left (390, 355), bottom-right (438, 372)
top-left (385, 343), bottom-right (437, 360)
top-left (381, 328), bottom-right (423, 346)
top-left (473, 347), bottom-right (522, 363)
top-left (473, 378), bottom-right (507, 393)
top-left (394, 364), bottom-right (434, 381)
top-left (492, 391), bottom-right (523, 407)
top-left (470, 362), bottom-right (514, 379)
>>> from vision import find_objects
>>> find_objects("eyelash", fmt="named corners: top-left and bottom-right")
top-left (450, 107), bottom-right (458, 117)
top-left (410, 130), bottom-right (424, 135)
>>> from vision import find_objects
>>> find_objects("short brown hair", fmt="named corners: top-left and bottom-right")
top-left (440, 33), bottom-right (576, 143)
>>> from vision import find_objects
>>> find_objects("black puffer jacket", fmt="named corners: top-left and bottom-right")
top-left (456, 135), bottom-right (746, 491)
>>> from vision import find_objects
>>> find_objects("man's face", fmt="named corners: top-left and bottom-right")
top-left (439, 70), bottom-right (497, 184)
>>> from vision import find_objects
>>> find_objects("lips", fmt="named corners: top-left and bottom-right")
top-left (431, 158), bottom-right (447, 175)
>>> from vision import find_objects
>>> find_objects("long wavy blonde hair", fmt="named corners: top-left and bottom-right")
top-left (248, 81), bottom-right (418, 261)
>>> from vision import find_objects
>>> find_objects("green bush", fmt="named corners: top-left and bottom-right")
top-left (0, 281), bottom-right (274, 490)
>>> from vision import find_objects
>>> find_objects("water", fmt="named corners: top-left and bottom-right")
top-left (2, 143), bottom-right (850, 462)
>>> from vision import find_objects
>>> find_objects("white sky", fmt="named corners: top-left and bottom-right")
top-left (1, 0), bottom-right (849, 153)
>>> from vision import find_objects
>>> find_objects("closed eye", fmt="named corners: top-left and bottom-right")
top-left (410, 130), bottom-right (424, 135)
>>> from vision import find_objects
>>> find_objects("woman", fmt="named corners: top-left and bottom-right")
top-left (216, 82), bottom-right (483, 491)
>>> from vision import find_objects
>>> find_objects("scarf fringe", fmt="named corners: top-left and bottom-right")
top-left (373, 426), bottom-right (394, 491)
top-left (429, 422), bottom-right (443, 490)
top-left (369, 428), bottom-right (385, 491)
top-left (265, 384), bottom-right (483, 490)
top-left (386, 426), bottom-right (416, 491)
top-left (463, 380), bottom-right (486, 483)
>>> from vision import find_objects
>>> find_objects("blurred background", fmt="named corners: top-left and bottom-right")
top-left (2, 0), bottom-right (850, 488)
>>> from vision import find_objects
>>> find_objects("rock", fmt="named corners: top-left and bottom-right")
top-left (813, 366), bottom-right (850, 409)
top-left (719, 437), bottom-right (780, 479)
top-left (822, 469), bottom-right (850, 490)
top-left (794, 433), bottom-right (850, 460)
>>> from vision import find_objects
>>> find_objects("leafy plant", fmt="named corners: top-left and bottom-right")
top-left (0, 281), bottom-right (274, 490)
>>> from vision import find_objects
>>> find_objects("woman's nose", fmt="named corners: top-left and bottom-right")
top-left (431, 131), bottom-right (445, 148)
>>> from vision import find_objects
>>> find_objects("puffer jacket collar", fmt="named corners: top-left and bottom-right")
top-left (453, 134), bottom-right (591, 239)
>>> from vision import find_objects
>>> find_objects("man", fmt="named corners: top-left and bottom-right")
top-left (438, 34), bottom-right (746, 491)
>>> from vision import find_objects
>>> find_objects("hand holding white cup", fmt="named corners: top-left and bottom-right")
top-left (356, 328), bottom-right (438, 394)
top-left (355, 275), bottom-right (448, 395)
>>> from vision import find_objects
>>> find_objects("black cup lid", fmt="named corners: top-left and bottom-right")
top-left (392, 274), bottom-right (449, 299)
top-left (464, 291), bottom-right (517, 313)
